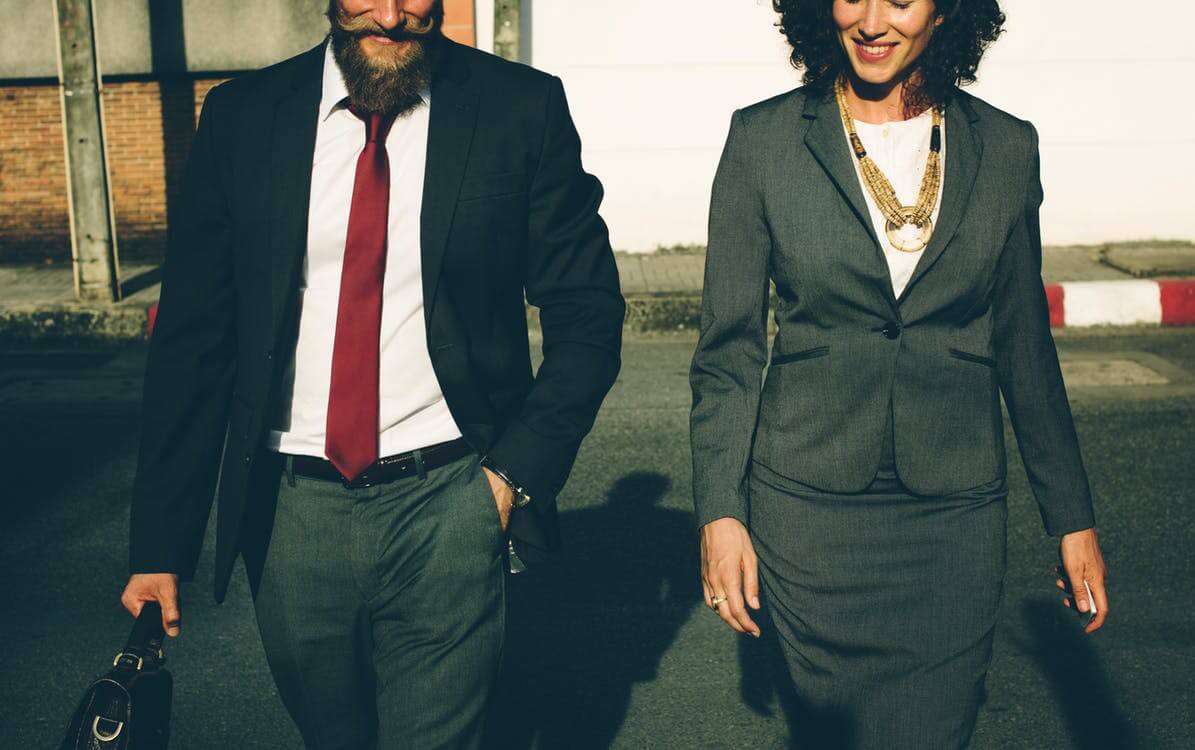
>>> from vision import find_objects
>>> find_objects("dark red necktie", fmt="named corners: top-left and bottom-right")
top-left (326, 109), bottom-right (398, 481)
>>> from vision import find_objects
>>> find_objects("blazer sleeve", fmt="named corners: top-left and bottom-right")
top-left (992, 124), bottom-right (1096, 537)
top-left (689, 110), bottom-right (771, 529)
top-left (129, 84), bottom-right (237, 578)
top-left (484, 76), bottom-right (625, 507)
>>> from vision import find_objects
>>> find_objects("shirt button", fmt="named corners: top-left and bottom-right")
top-left (882, 323), bottom-right (901, 340)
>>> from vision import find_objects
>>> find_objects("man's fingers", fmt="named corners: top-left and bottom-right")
top-left (121, 593), bottom-right (142, 618)
top-left (161, 599), bottom-right (182, 637)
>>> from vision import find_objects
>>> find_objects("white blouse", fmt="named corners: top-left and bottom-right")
top-left (844, 108), bottom-right (946, 299)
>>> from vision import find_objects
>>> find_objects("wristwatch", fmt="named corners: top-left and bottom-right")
top-left (479, 456), bottom-right (532, 509)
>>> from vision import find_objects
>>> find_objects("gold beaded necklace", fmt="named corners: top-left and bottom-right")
top-left (834, 76), bottom-right (943, 253)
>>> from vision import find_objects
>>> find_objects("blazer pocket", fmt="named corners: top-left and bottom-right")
top-left (949, 348), bottom-right (996, 368)
top-left (458, 170), bottom-right (526, 202)
top-left (771, 345), bottom-right (830, 366)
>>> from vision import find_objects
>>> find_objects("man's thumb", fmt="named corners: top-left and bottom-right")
top-left (158, 590), bottom-right (181, 636)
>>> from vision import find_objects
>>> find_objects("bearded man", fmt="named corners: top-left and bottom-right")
top-left (119, 1), bottom-right (624, 746)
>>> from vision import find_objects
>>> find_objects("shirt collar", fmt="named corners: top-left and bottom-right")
top-left (319, 40), bottom-right (431, 123)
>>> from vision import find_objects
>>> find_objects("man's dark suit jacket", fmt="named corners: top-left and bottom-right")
top-left (690, 86), bottom-right (1095, 537)
top-left (130, 38), bottom-right (625, 603)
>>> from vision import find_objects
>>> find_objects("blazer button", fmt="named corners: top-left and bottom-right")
top-left (882, 323), bottom-right (901, 340)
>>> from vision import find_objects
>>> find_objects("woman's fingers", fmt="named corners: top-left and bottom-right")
top-left (1085, 569), bottom-right (1110, 634)
top-left (742, 550), bottom-right (761, 611)
top-left (700, 517), bottom-right (762, 637)
top-left (1067, 569), bottom-right (1092, 614)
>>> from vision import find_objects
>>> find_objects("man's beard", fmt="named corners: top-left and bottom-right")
top-left (326, 1), bottom-right (442, 115)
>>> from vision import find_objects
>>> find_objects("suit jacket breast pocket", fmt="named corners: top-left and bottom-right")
top-left (457, 170), bottom-right (526, 203)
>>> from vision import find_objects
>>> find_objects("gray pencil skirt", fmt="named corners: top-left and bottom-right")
top-left (748, 458), bottom-right (1008, 750)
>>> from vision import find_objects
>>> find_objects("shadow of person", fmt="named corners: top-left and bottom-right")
top-left (487, 472), bottom-right (703, 749)
top-left (1013, 598), bottom-right (1136, 748)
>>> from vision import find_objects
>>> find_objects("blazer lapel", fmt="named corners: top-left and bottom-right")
top-left (802, 93), bottom-right (897, 307)
top-left (421, 42), bottom-right (480, 320)
top-left (899, 94), bottom-right (983, 301)
top-left (268, 44), bottom-right (324, 335)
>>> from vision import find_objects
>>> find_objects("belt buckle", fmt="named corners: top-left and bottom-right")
top-left (342, 471), bottom-right (375, 490)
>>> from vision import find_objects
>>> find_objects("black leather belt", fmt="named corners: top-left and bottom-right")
top-left (288, 438), bottom-right (474, 489)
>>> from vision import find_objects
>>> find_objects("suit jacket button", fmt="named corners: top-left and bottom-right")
top-left (882, 323), bottom-right (901, 340)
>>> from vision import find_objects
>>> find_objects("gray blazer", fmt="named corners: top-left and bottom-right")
top-left (689, 86), bottom-right (1095, 537)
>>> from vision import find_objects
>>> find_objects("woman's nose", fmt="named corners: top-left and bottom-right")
top-left (859, 0), bottom-right (888, 38)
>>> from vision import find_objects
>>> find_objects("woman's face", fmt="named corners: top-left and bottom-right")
top-left (832, 0), bottom-right (942, 87)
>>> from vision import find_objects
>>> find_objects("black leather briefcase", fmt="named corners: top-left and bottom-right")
top-left (59, 602), bottom-right (173, 750)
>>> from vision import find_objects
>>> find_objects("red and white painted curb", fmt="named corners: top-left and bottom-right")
top-left (145, 279), bottom-right (1195, 336)
top-left (1046, 279), bottom-right (1195, 328)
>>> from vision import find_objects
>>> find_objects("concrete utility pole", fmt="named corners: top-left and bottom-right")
top-left (54, 0), bottom-right (121, 302)
top-left (493, 0), bottom-right (520, 62)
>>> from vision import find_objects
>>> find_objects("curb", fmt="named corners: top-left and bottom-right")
top-left (0, 303), bottom-right (152, 343)
top-left (6, 280), bottom-right (1194, 345)
top-left (1048, 280), bottom-right (1195, 328)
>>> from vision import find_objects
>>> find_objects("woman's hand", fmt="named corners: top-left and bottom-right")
top-left (700, 517), bottom-right (761, 637)
top-left (1056, 528), bottom-right (1109, 634)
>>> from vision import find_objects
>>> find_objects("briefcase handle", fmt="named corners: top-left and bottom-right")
top-left (113, 601), bottom-right (166, 671)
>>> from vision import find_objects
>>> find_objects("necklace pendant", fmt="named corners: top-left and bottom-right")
top-left (885, 208), bottom-right (932, 253)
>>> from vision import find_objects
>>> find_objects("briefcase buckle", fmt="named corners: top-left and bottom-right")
top-left (92, 716), bottom-right (124, 742)
top-left (112, 651), bottom-right (144, 671)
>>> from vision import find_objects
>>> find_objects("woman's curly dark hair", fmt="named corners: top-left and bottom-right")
top-left (774, 0), bottom-right (1005, 109)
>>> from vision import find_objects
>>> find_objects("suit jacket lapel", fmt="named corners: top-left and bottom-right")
top-left (268, 43), bottom-right (324, 335)
top-left (802, 93), bottom-right (896, 308)
top-left (421, 41), bottom-right (480, 320)
top-left (899, 93), bottom-right (983, 301)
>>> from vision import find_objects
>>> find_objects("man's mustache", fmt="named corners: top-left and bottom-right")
top-left (332, 10), bottom-right (438, 41)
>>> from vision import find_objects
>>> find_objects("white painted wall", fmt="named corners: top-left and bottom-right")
top-left (524, 0), bottom-right (1195, 251)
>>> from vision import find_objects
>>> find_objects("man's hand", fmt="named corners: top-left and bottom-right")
top-left (121, 573), bottom-right (182, 637)
top-left (481, 467), bottom-right (514, 532)
top-left (1056, 528), bottom-right (1109, 634)
top-left (700, 517), bottom-right (761, 637)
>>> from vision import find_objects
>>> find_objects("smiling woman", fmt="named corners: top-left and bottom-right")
top-left (691, 1), bottom-right (1110, 748)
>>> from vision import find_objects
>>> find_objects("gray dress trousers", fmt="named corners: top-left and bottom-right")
top-left (242, 452), bottom-right (507, 750)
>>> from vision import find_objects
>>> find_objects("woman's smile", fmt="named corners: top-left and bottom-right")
top-left (854, 39), bottom-right (898, 63)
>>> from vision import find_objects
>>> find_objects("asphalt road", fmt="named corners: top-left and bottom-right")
top-left (1, 329), bottom-right (1193, 749)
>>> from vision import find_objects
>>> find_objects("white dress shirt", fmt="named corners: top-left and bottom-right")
top-left (845, 108), bottom-right (946, 299)
top-left (269, 44), bottom-right (462, 458)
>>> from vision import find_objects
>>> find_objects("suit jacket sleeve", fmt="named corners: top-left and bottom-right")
top-left (129, 84), bottom-right (237, 578)
top-left (689, 110), bottom-right (771, 529)
top-left (992, 124), bottom-right (1096, 537)
top-left (484, 76), bottom-right (624, 506)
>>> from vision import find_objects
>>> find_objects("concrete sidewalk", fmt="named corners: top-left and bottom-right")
top-left (2, 242), bottom-right (1194, 341)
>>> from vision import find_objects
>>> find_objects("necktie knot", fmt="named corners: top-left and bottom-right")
top-left (354, 108), bottom-right (399, 144)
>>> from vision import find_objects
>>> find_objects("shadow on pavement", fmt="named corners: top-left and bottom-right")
top-left (1016, 599), bottom-right (1136, 749)
top-left (487, 471), bottom-right (702, 749)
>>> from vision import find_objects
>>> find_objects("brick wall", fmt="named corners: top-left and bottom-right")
top-left (0, 1), bottom-right (476, 265)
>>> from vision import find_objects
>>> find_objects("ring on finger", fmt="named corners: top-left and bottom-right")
top-left (710, 595), bottom-right (727, 610)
